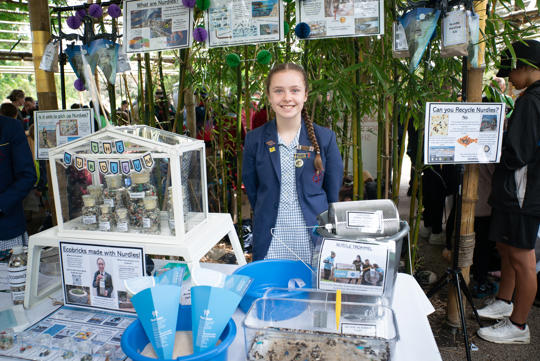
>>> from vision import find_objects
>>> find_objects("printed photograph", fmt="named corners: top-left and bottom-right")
top-left (252, 0), bottom-right (279, 18)
top-left (59, 119), bottom-right (78, 136)
top-left (150, 19), bottom-right (172, 38)
top-left (260, 23), bottom-right (279, 35)
top-left (130, 9), bottom-right (147, 28)
top-left (325, 0), bottom-right (354, 17)
top-left (167, 30), bottom-right (188, 47)
top-left (479, 114), bottom-right (498, 132)
top-left (308, 21), bottom-right (327, 37)
top-left (66, 285), bottom-right (91, 305)
top-left (38, 126), bottom-right (57, 148)
top-left (429, 113), bottom-right (449, 136)
top-left (355, 17), bottom-right (379, 34)
top-left (428, 146), bottom-right (455, 163)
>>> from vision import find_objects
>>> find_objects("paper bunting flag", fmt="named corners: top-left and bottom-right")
top-left (87, 160), bottom-right (96, 173)
top-left (63, 152), bottom-right (72, 166)
top-left (75, 156), bottom-right (84, 170)
top-left (115, 140), bottom-right (125, 153)
top-left (99, 160), bottom-right (109, 174)
top-left (91, 141), bottom-right (99, 154)
top-left (132, 285), bottom-right (181, 360)
top-left (121, 161), bottom-right (131, 175)
top-left (142, 152), bottom-right (154, 169)
top-left (132, 159), bottom-right (143, 172)
top-left (103, 141), bottom-right (113, 154)
top-left (110, 161), bottom-right (119, 174)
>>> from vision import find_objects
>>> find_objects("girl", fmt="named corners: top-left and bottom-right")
top-left (476, 39), bottom-right (540, 344)
top-left (242, 63), bottom-right (343, 263)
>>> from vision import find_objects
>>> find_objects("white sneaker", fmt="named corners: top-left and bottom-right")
top-left (419, 226), bottom-right (432, 240)
top-left (477, 317), bottom-right (530, 344)
top-left (428, 232), bottom-right (445, 245)
top-left (477, 298), bottom-right (513, 319)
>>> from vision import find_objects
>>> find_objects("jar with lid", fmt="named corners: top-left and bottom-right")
top-left (167, 187), bottom-right (175, 235)
top-left (81, 195), bottom-right (98, 230)
top-left (98, 204), bottom-right (114, 232)
top-left (142, 196), bottom-right (160, 234)
top-left (127, 172), bottom-right (156, 229)
top-left (103, 174), bottom-right (126, 211)
top-left (86, 184), bottom-right (104, 205)
top-left (115, 208), bottom-right (129, 233)
top-left (9, 246), bottom-right (27, 305)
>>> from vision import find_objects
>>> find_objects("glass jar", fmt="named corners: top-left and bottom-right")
top-left (115, 208), bottom-right (129, 233)
top-left (103, 174), bottom-right (126, 211)
top-left (98, 204), bottom-right (114, 232)
top-left (0, 330), bottom-right (14, 350)
top-left (167, 187), bottom-right (175, 235)
top-left (81, 195), bottom-right (98, 230)
top-left (9, 246), bottom-right (27, 305)
top-left (86, 184), bottom-right (103, 205)
top-left (142, 196), bottom-right (160, 234)
top-left (127, 172), bottom-right (156, 230)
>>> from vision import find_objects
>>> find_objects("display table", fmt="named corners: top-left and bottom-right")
top-left (0, 264), bottom-right (441, 361)
top-left (23, 213), bottom-right (247, 309)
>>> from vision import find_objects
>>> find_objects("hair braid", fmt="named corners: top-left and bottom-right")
top-left (302, 108), bottom-right (323, 174)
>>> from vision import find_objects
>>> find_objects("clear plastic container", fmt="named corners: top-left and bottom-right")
top-left (115, 207), bottom-right (130, 233)
top-left (87, 184), bottom-right (104, 205)
top-left (81, 195), bottom-right (98, 230)
top-left (98, 204), bottom-right (115, 232)
top-left (243, 289), bottom-right (398, 361)
top-left (103, 174), bottom-right (127, 211)
top-left (127, 172), bottom-right (156, 230)
top-left (142, 196), bottom-right (160, 234)
top-left (9, 246), bottom-right (27, 305)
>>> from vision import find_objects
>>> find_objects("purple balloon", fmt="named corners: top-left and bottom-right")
top-left (75, 9), bottom-right (87, 20)
top-left (182, 0), bottom-right (196, 8)
top-left (88, 4), bottom-right (103, 18)
top-left (193, 27), bottom-right (208, 42)
top-left (107, 4), bottom-right (121, 18)
top-left (74, 79), bottom-right (85, 91)
top-left (67, 15), bottom-right (82, 30)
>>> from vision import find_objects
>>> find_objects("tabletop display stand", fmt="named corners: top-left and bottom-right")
top-left (24, 126), bottom-right (246, 308)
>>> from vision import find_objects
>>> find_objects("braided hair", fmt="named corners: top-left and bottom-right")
top-left (266, 63), bottom-right (324, 174)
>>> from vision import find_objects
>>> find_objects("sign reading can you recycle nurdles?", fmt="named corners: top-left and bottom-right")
top-left (63, 139), bottom-right (155, 175)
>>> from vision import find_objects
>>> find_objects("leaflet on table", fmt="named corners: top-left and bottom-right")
top-left (206, 0), bottom-right (284, 48)
top-left (424, 102), bottom-right (505, 165)
top-left (124, 0), bottom-right (193, 53)
top-left (0, 306), bottom-right (136, 361)
top-left (59, 242), bottom-right (145, 313)
top-left (317, 238), bottom-right (387, 296)
top-left (34, 109), bottom-right (94, 160)
top-left (296, 0), bottom-right (383, 39)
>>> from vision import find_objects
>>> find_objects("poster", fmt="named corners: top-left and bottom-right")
top-left (317, 238), bottom-right (388, 296)
top-left (424, 102), bottom-right (505, 164)
top-left (124, 0), bottom-right (193, 53)
top-left (206, 0), bottom-right (284, 48)
top-left (0, 306), bottom-right (135, 361)
top-left (296, 0), bottom-right (383, 39)
top-left (59, 242), bottom-right (145, 313)
top-left (34, 109), bottom-right (94, 160)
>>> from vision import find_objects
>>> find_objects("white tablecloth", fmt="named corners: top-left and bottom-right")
top-left (0, 264), bottom-right (441, 361)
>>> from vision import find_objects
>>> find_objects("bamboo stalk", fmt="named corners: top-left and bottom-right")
top-left (235, 64), bottom-right (244, 245)
top-left (137, 53), bottom-right (144, 123)
top-left (144, 53), bottom-right (155, 127)
top-left (158, 51), bottom-right (170, 130)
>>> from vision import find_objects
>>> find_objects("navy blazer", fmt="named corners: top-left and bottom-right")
top-left (0, 115), bottom-right (37, 239)
top-left (242, 119), bottom-right (343, 260)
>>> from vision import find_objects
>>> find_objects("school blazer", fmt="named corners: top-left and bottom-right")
top-left (0, 115), bottom-right (37, 239)
top-left (242, 119), bottom-right (344, 260)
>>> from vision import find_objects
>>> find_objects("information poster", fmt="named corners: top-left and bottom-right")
top-left (424, 102), bottom-right (505, 164)
top-left (124, 0), bottom-right (193, 53)
top-left (317, 238), bottom-right (387, 295)
top-left (34, 109), bottom-right (94, 160)
top-left (59, 242), bottom-right (145, 313)
top-left (0, 306), bottom-right (135, 361)
top-left (206, 0), bottom-right (284, 48)
top-left (296, 0), bottom-right (383, 39)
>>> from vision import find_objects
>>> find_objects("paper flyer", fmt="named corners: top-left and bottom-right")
top-left (296, 0), bottom-right (383, 39)
top-left (124, 0), bottom-right (193, 53)
top-left (132, 285), bottom-right (181, 360)
top-left (317, 238), bottom-right (388, 295)
top-left (206, 0), bottom-right (284, 48)
top-left (424, 102), bottom-right (505, 164)
top-left (59, 242), bottom-right (145, 313)
top-left (34, 109), bottom-right (94, 160)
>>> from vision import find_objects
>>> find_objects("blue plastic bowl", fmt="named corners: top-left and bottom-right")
top-left (233, 259), bottom-right (312, 317)
top-left (121, 305), bottom-right (236, 361)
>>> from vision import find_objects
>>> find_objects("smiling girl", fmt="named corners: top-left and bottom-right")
top-left (242, 63), bottom-right (343, 263)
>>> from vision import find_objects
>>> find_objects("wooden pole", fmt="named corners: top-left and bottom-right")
top-left (447, 0), bottom-right (487, 327)
top-left (29, 0), bottom-right (58, 226)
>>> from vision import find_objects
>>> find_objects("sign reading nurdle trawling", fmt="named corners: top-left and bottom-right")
top-left (424, 102), bottom-right (505, 164)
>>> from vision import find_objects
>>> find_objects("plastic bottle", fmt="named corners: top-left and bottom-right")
top-left (8, 246), bottom-right (27, 305)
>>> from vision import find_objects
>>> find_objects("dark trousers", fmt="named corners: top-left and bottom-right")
top-left (472, 215), bottom-right (499, 284)
top-left (422, 168), bottom-right (446, 234)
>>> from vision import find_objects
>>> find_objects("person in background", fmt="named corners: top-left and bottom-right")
top-left (117, 100), bottom-right (131, 124)
top-left (6, 89), bottom-right (25, 126)
top-left (0, 112), bottom-right (37, 259)
top-left (21, 96), bottom-right (36, 131)
top-left (0, 103), bottom-right (18, 119)
top-left (242, 63), bottom-right (343, 263)
top-left (154, 88), bottom-right (176, 131)
top-left (477, 39), bottom-right (540, 345)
